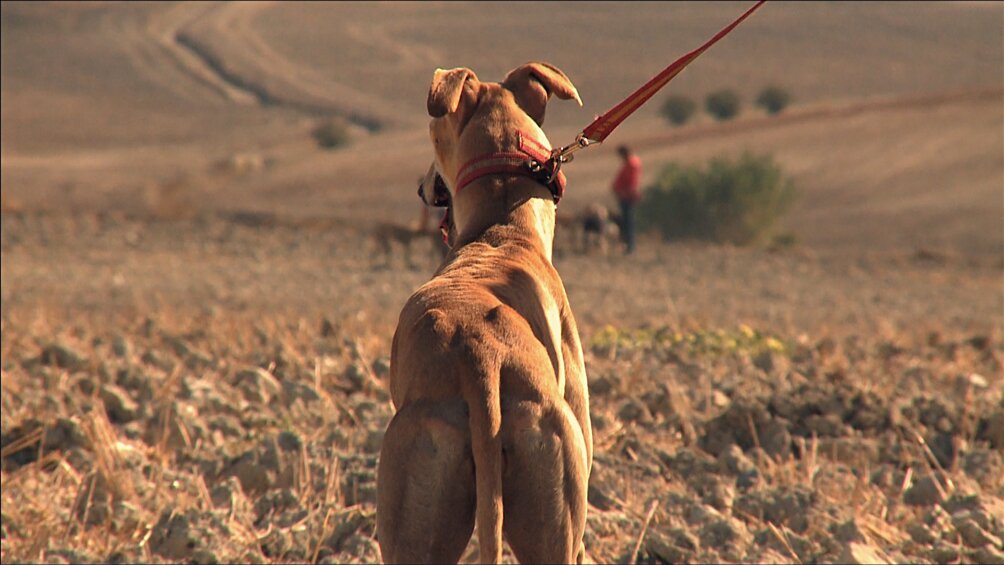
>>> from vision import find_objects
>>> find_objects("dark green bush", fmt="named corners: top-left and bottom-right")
top-left (705, 89), bottom-right (741, 121)
top-left (660, 94), bottom-right (697, 126)
top-left (756, 86), bottom-right (792, 115)
top-left (311, 118), bottom-right (351, 149)
top-left (638, 152), bottom-right (796, 246)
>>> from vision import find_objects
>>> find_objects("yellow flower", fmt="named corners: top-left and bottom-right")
top-left (765, 337), bottom-right (785, 352)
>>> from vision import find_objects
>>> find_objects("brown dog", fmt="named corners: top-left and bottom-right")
top-left (377, 63), bottom-right (593, 564)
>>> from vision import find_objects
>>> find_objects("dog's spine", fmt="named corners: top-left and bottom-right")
top-left (467, 378), bottom-right (503, 564)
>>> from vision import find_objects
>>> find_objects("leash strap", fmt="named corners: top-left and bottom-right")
top-left (581, 0), bottom-right (766, 142)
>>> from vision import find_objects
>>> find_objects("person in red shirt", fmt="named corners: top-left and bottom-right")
top-left (611, 144), bottom-right (642, 254)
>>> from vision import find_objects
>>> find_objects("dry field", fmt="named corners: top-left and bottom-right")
top-left (2, 2), bottom-right (1003, 564)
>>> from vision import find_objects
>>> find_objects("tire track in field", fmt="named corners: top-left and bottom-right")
top-left (93, 2), bottom-right (258, 107)
top-left (169, 1), bottom-right (401, 130)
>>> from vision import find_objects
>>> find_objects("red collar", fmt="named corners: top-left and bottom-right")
top-left (454, 130), bottom-right (566, 204)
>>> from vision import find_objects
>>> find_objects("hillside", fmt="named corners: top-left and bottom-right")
top-left (2, 1), bottom-right (1002, 256)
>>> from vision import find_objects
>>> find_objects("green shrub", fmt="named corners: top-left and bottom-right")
top-left (705, 89), bottom-right (741, 121)
top-left (756, 85), bottom-right (792, 115)
top-left (660, 94), bottom-right (697, 126)
top-left (638, 152), bottom-right (796, 246)
top-left (311, 118), bottom-right (351, 149)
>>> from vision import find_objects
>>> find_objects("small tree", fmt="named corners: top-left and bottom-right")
top-left (311, 118), bottom-right (351, 149)
top-left (705, 89), bottom-right (741, 121)
top-left (660, 94), bottom-right (697, 126)
top-left (638, 152), bottom-right (797, 245)
top-left (756, 86), bottom-right (791, 115)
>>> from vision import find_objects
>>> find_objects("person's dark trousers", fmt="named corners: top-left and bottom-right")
top-left (618, 199), bottom-right (636, 254)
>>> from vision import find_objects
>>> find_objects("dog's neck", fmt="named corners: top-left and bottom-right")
top-left (451, 177), bottom-right (556, 261)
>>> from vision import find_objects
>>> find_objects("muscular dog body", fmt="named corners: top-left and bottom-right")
top-left (377, 63), bottom-right (592, 564)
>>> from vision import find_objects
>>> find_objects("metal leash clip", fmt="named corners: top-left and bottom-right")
top-left (535, 133), bottom-right (598, 185)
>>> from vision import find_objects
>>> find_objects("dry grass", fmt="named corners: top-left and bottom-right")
top-left (1, 2), bottom-right (1002, 563)
top-left (2, 212), bottom-right (1001, 564)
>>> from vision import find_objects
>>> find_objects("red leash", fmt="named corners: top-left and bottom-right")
top-left (548, 1), bottom-right (767, 166)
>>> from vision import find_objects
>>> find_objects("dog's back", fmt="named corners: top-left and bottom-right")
top-left (378, 63), bottom-right (592, 565)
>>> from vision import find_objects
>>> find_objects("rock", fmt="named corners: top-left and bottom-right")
top-left (736, 468), bottom-right (762, 491)
top-left (111, 335), bottom-right (132, 358)
top-left (282, 380), bottom-right (321, 406)
top-left (342, 468), bottom-right (378, 506)
top-left (277, 430), bottom-right (302, 452)
top-left (832, 518), bottom-right (866, 543)
top-left (362, 429), bottom-right (384, 454)
top-left (840, 542), bottom-right (893, 564)
top-left (977, 408), bottom-right (1004, 449)
top-left (972, 546), bottom-right (1004, 565)
top-left (685, 503), bottom-right (723, 525)
top-left (642, 383), bottom-right (697, 443)
top-left (210, 476), bottom-right (255, 524)
top-left (906, 521), bottom-right (937, 544)
top-left (105, 547), bottom-right (143, 564)
top-left (954, 515), bottom-right (1003, 548)
top-left (617, 399), bottom-right (652, 425)
top-left (587, 483), bottom-right (618, 511)
top-left (218, 437), bottom-right (294, 494)
top-left (44, 548), bottom-right (95, 564)
top-left (923, 505), bottom-right (954, 536)
top-left (645, 528), bottom-right (700, 564)
top-left (100, 383), bottom-right (140, 423)
top-left (699, 398), bottom-right (790, 457)
top-left (371, 356), bottom-right (391, 378)
top-left (927, 542), bottom-right (962, 564)
top-left (717, 443), bottom-right (756, 475)
top-left (699, 478), bottom-right (735, 512)
top-left (259, 528), bottom-right (292, 559)
top-left (254, 488), bottom-right (300, 524)
top-left (816, 437), bottom-right (880, 467)
top-left (752, 349), bottom-right (780, 374)
top-left (759, 419), bottom-right (792, 459)
top-left (734, 487), bottom-right (816, 533)
top-left (904, 475), bottom-right (945, 506)
top-left (44, 417), bottom-right (88, 452)
top-left (961, 447), bottom-right (1004, 486)
top-left (324, 507), bottom-right (372, 551)
top-left (953, 499), bottom-right (1004, 542)
top-left (342, 362), bottom-right (371, 392)
top-left (966, 335), bottom-right (992, 350)
top-left (805, 413), bottom-right (847, 437)
top-left (141, 349), bottom-right (175, 372)
top-left (74, 375), bottom-right (96, 395)
top-left (234, 367), bottom-right (282, 404)
top-left (73, 473), bottom-right (113, 526)
top-left (143, 402), bottom-right (205, 453)
top-left (149, 509), bottom-right (204, 561)
top-left (698, 518), bottom-right (751, 561)
top-left (753, 526), bottom-right (817, 562)
top-left (588, 374), bottom-right (615, 396)
top-left (38, 342), bottom-right (87, 370)
top-left (111, 500), bottom-right (143, 533)
top-left (341, 534), bottom-right (381, 563)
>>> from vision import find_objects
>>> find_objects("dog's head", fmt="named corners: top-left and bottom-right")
top-left (422, 62), bottom-right (581, 200)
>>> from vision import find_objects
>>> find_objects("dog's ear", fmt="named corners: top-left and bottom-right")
top-left (427, 67), bottom-right (480, 118)
top-left (502, 62), bottom-right (582, 125)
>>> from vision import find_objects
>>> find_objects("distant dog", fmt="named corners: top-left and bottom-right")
top-left (377, 62), bottom-right (592, 564)
top-left (372, 219), bottom-right (447, 268)
top-left (579, 203), bottom-right (620, 255)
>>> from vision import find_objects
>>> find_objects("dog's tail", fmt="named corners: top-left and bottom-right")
top-left (466, 374), bottom-right (504, 564)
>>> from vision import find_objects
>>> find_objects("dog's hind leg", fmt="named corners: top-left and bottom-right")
top-left (501, 399), bottom-right (589, 564)
top-left (377, 399), bottom-right (476, 564)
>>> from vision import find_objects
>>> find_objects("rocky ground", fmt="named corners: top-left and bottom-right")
top-left (1, 210), bottom-right (1002, 564)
